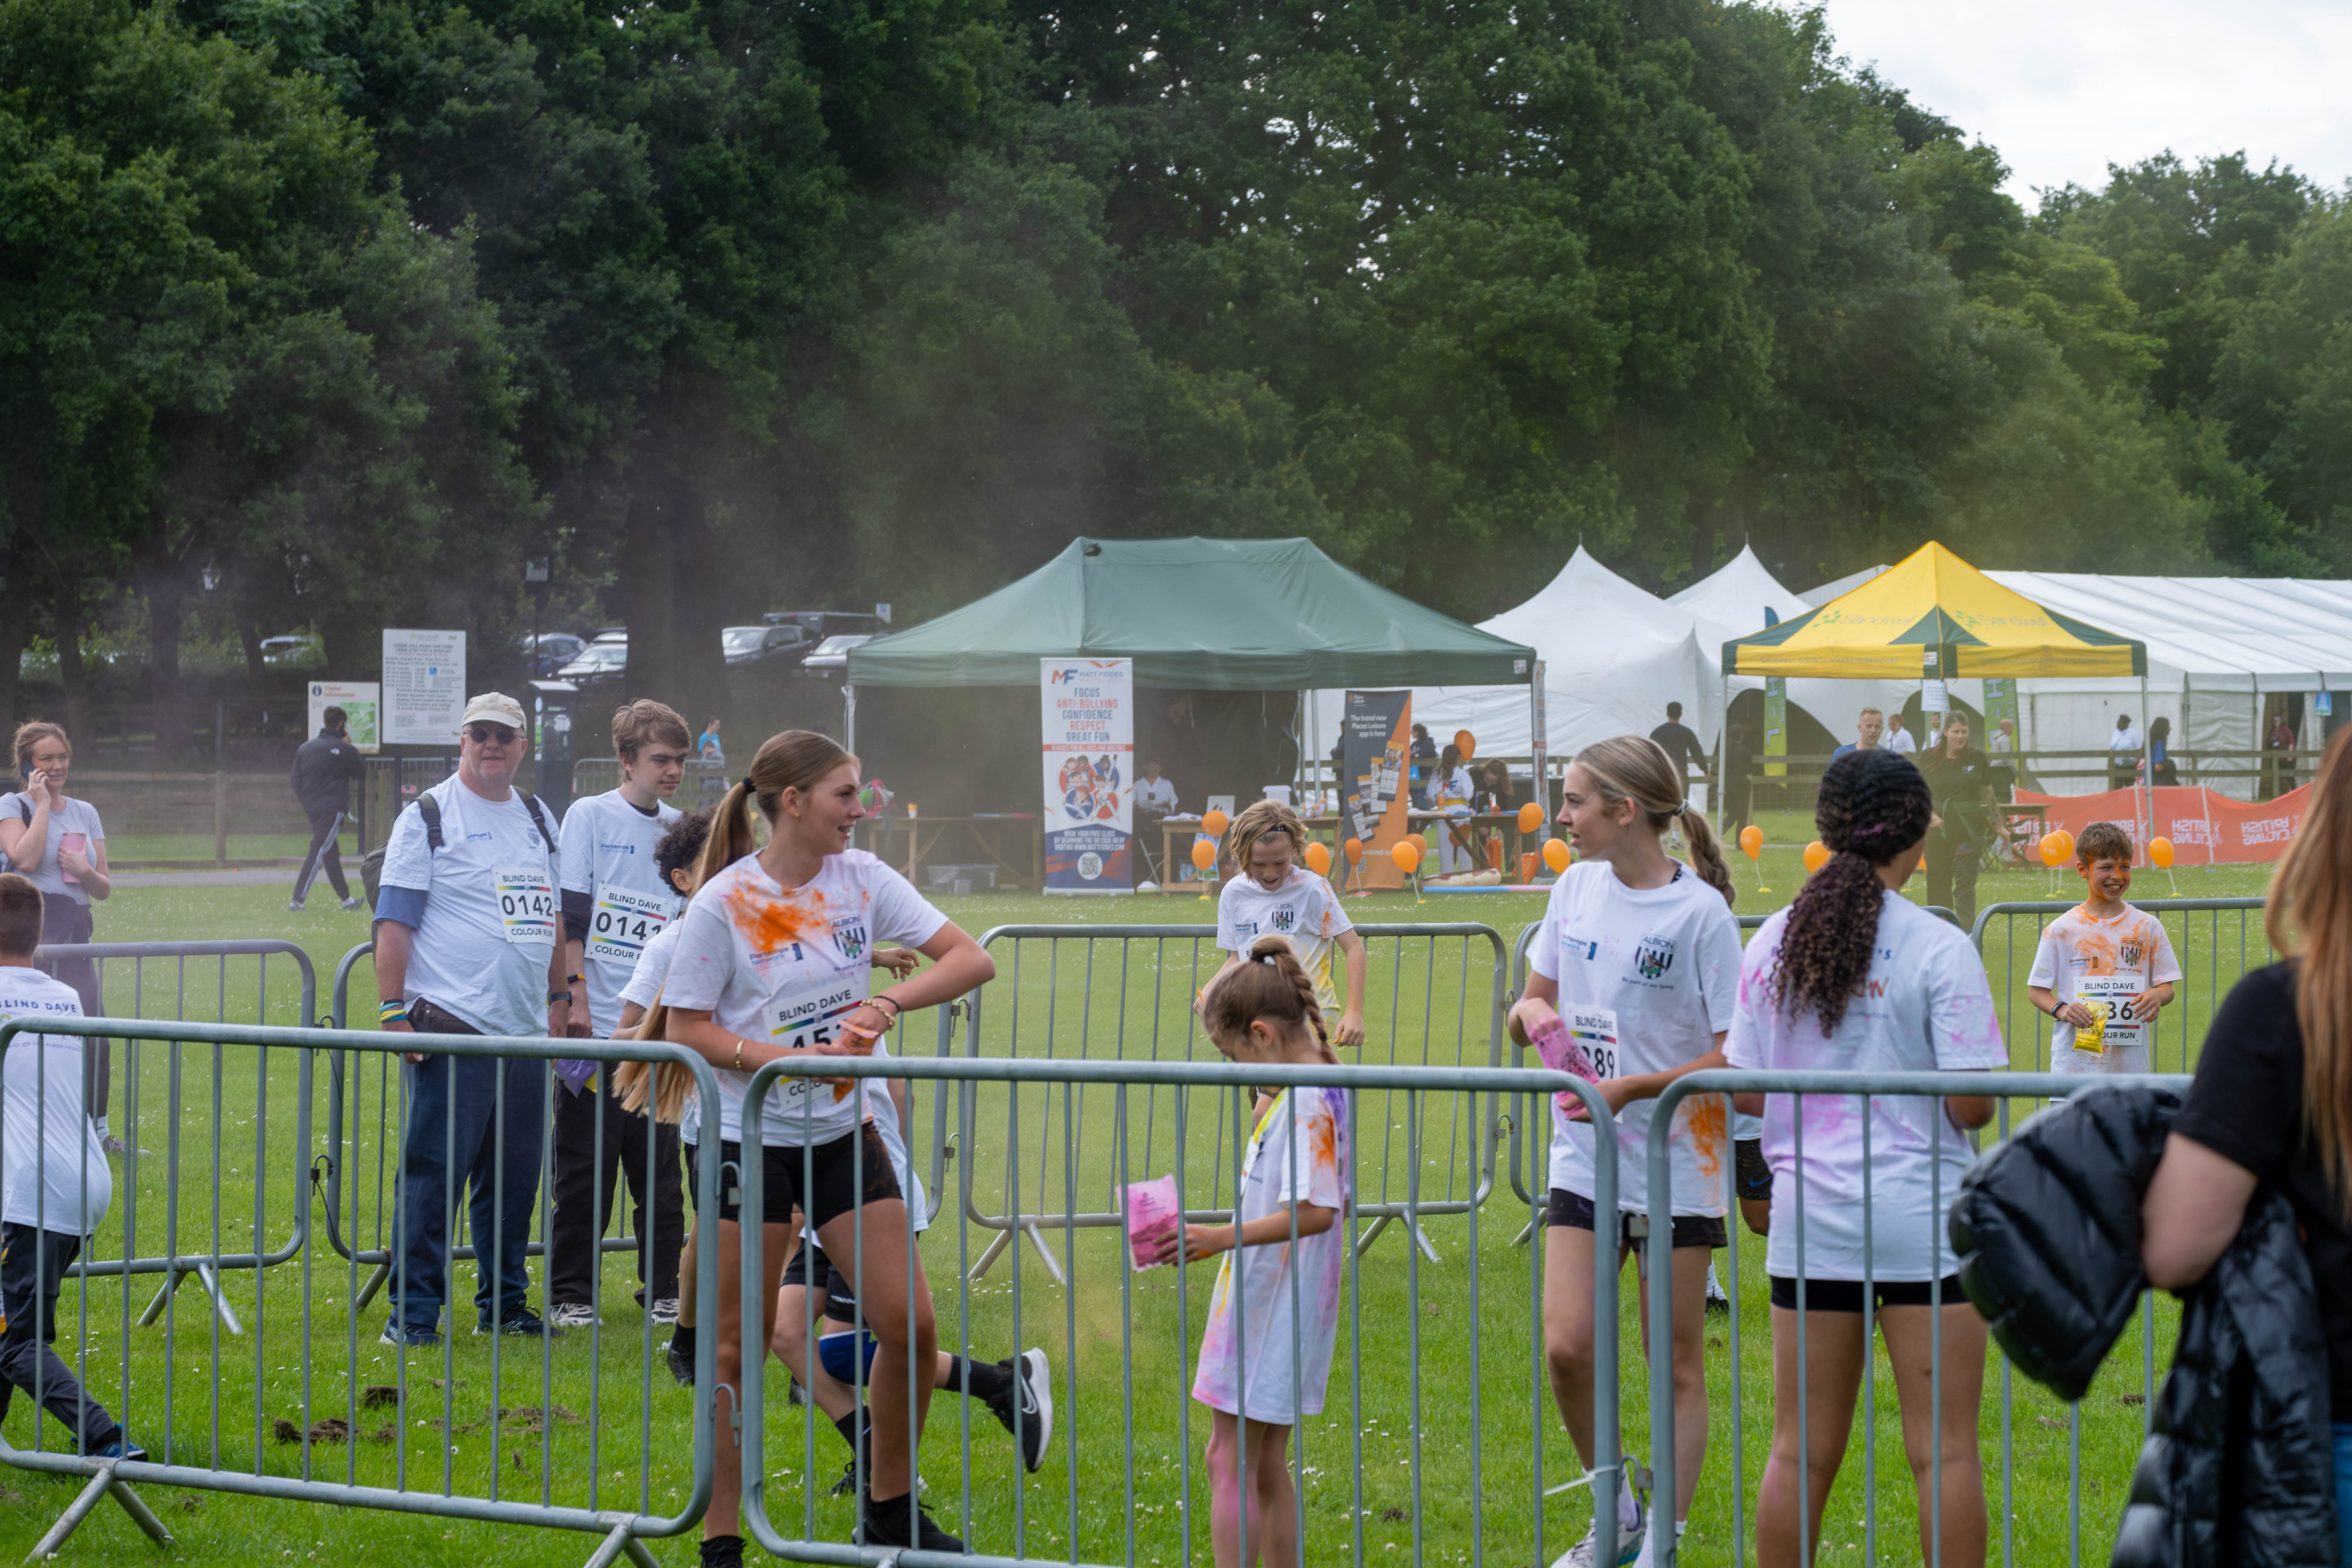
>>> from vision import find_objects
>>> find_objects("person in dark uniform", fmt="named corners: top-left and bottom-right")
top-left (1649, 702), bottom-right (1706, 802)
top-left (1721, 722), bottom-right (1754, 840)
top-left (290, 706), bottom-right (368, 911)
top-left (1919, 714), bottom-right (1994, 928)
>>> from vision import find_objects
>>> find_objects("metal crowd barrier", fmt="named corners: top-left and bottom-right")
top-left (0, 1013), bottom-right (722, 1566)
top-left (31, 940), bottom-right (318, 1334)
top-left (940, 924), bottom-right (1510, 1280)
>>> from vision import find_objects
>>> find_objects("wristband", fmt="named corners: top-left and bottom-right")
top-left (378, 999), bottom-right (409, 1024)
top-left (548, 989), bottom-right (574, 1007)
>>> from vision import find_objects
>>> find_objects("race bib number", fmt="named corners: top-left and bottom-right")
top-left (495, 867), bottom-right (558, 946)
top-left (2074, 975), bottom-right (2147, 1054)
top-left (768, 975), bottom-right (871, 1103)
top-left (587, 887), bottom-right (670, 965)
top-left (1564, 1006), bottom-right (1620, 1082)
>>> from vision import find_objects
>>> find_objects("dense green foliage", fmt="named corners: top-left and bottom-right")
top-left (3, 0), bottom-right (2347, 741)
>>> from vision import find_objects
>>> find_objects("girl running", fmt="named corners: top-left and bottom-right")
top-left (1724, 747), bottom-right (2003, 1568)
top-left (1213, 799), bottom-right (1367, 1046)
top-left (1507, 735), bottom-right (1741, 1568)
top-left (660, 730), bottom-right (995, 1565)
top-left (1147, 935), bottom-right (1351, 1568)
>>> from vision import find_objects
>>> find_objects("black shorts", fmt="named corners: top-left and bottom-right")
top-left (1768, 1274), bottom-right (1968, 1312)
top-left (692, 1125), bottom-right (902, 1230)
top-left (1735, 1138), bottom-right (1773, 1202)
top-left (1546, 1188), bottom-right (1726, 1251)
top-left (779, 1242), bottom-right (859, 1324)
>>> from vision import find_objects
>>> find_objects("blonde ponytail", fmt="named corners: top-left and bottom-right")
top-left (1677, 804), bottom-right (1736, 908)
top-left (612, 993), bottom-right (695, 1124)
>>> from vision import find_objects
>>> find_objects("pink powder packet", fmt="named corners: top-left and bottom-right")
top-left (1529, 1014), bottom-right (1603, 1119)
top-left (1123, 1176), bottom-right (1181, 1269)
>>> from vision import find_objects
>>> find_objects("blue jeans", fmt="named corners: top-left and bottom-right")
top-left (2336, 1424), bottom-right (2352, 1566)
top-left (388, 1027), bottom-right (549, 1332)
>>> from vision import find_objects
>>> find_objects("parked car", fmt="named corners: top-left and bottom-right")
top-left (761, 610), bottom-right (888, 644)
top-left (260, 633), bottom-right (323, 668)
top-left (722, 623), bottom-right (812, 666)
top-left (556, 635), bottom-right (628, 684)
top-left (799, 633), bottom-right (876, 675)
top-left (523, 631), bottom-right (586, 677)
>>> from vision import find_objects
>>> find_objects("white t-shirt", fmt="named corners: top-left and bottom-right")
top-left (1216, 867), bottom-right (1354, 1015)
top-left (1724, 893), bottom-right (2007, 1281)
top-left (1886, 729), bottom-right (1917, 755)
top-left (560, 789), bottom-right (683, 1038)
top-left (0, 968), bottom-right (110, 1233)
top-left (2029, 904), bottom-right (2184, 1074)
top-left (662, 849), bottom-right (948, 1148)
top-left (1530, 860), bottom-right (1742, 1216)
top-left (376, 776), bottom-right (561, 1037)
top-left (0, 794), bottom-right (105, 905)
top-left (1433, 767), bottom-right (1473, 809)
top-left (1135, 776), bottom-right (1178, 813)
top-left (1191, 1086), bottom-right (1350, 1423)
top-left (2111, 726), bottom-right (2143, 755)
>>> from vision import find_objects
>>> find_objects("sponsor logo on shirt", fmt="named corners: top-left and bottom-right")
top-left (466, 831), bottom-right (493, 841)
top-left (600, 842), bottom-right (638, 855)
top-left (1563, 934), bottom-right (1599, 961)
top-left (1270, 907), bottom-right (1296, 933)
top-left (1634, 935), bottom-right (1676, 981)
top-left (1233, 920), bottom-right (1259, 939)
top-left (830, 915), bottom-right (868, 961)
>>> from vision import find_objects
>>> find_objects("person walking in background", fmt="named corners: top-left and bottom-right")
top-left (548, 700), bottom-right (692, 1330)
top-left (1884, 712), bottom-right (1916, 754)
top-left (2265, 708), bottom-right (2297, 799)
top-left (2147, 715), bottom-right (2179, 787)
top-left (696, 718), bottom-right (725, 765)
top-left (1210, 799), bottom-right (1368, 1046)
top-left (2109, 713), bottom-right (2144, 792)
top-left (289, 706), bottom-right (367, 911)
top-left (374, 693), bottom-right (568, 1348)
top-left (1649, 702), bottom-right (1705, 807)
top-left (1830, 707), bottom-right (1885, 762)
top-left (1409, 722), bottom-right (1436, 808)
top-left (1726, 748), bottom-right (2001, 1568)
top-left (0, 723), bottom-right (118, 1155)
top-left (1721, 722), bottom-right (1755, 841)
top-left (1919, 713), bottom-right (1993, 928)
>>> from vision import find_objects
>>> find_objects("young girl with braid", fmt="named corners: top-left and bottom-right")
top-left (1507, 735), bottom-right (1741, 1568)
top-left (1145, 936), bottom-right (1350, 1568)
top-left (1724, 747), bottom-right (2002, 1568)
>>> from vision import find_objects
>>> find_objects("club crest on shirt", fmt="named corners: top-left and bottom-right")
top-left (1634, 936), bottom-right (1676, 981)
top-left (830, 916), bottom-right (868, 961)
top-left (2120, 942), bottom-right (2142, 968)
top-left (1270, 906), bottom-right (1296, 933)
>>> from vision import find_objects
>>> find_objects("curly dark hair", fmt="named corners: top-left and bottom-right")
top-left (1770, 749), bottom-right (1934, 1033)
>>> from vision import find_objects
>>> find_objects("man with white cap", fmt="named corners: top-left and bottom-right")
top-left (373, 692), bottom-right (569, 1346)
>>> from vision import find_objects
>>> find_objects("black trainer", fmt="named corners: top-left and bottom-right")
top-left (379, 1320), bottom-right (443, 1349)
top-left (476, 1308), bottom-right (556, 1337)
top-left (666, 1338), bottom-right (695, 1388)
top-left (858, 1490), bottom-right (965, 1554)
top-left (697, 1533), bottom-right (744, 1568)
top-left (983, 1348), bottom-right (1053, 1473)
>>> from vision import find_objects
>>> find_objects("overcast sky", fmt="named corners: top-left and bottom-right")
top-left (1817, 0), bottom-right (2352, 205)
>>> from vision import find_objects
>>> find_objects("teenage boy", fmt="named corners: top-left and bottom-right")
top-left (548, 700), bottom-right (692, 1328)
top-left (2028, 821), bottom-right (2183, 1076)
top-left (0, 872), bottom-right (141, 1459)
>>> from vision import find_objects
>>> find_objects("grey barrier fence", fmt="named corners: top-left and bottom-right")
top-left (1643, 1067), bottom-right (2189, 1568)
top-left (31, 940), bottom-right (318, 1335)
top-left (0, 1012), bottom-right (723, 1567)
top-left (316, 942), bottom-right (942, 1310)
top-left (733, 1049), bottom-right (1628, 1567)
top-left (941, 924), bottom-right (1511, 1282)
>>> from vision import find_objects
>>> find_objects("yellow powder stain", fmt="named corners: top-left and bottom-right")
top-left (1686, 1096), bottom-right (1727, 1185)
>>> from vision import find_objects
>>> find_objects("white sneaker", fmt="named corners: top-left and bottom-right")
top-left (548, 1302), bottom-right (600, 1329)
top-left (1548, 1495), bottom-right (1645, 1568)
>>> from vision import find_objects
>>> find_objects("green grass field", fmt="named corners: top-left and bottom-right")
top-left (0, 842), bottom-right (2279, 1566)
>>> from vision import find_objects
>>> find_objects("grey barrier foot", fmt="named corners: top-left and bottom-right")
top-left (1021, 1220), bottom-right (1067, 1285)
top-left (578, 1520), bottom-right (659, 1568)
top-left (965, 1220), bottom-right (1067, 1285)
top-left (352, 1260), bottom-right (393, 1313)
top-left (1512, 1216), bottom-right (1537, 1248)
top-left (24, 1460), bottom-right (175, 1561)
top-left (1352, 1213), bottom-right (1443, 1264)
top-left (136, 1263), bottom-right (243, 1337)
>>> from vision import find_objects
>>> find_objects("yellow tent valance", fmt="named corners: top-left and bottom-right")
top-left (1722, 542), bottom-right (2145, 680)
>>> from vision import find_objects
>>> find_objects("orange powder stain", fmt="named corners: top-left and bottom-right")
top-left (1685, 1096), bottom-right (1727, 1185)
top-left (728, 882), bottom-right (830, 954)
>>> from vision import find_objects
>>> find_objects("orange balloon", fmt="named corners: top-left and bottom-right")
top-left (1201, 807), bottom-right (1230, 840)
top-left (1517, 801), bottom-right (1544, 834)
top-left (1343, 836), bottom-right (1364, 865)
top-left (2038, 832), bottom-right (2066, 868)
top-left (1304, 841), bottom-right (1332, 876)
top-left (1454, 730), bottom-right (1476, 759)
top-left (2150, 836), bottom-right (2175, 869)
top-left (1190, 838), bottom-right (1216, 872)
top-left (1803, 841), bottom-right (1831, 874)
top-left (1542, 838), bottom-right (1571, 874)
top-left (1391, 838), bottom-right (1423, 876)
top-left (1738, 825), bottom-right (1764, 861)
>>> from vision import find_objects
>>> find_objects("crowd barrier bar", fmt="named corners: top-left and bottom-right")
top-left (1642, 1067), bottom-right (2190, 1568)
top-left (0, 1013), bottom-right (723, 1567)
top-left (32, 939), bottom-right (318, 1335)
top-left (733, 1049), bottom-right (1625, 1567)
top-left (945, 924), bottom-right (1509, 1282)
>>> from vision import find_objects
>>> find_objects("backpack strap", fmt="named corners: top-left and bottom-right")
top-left (520, 793), bottom-right (554, 855)
top-left (417, 793), bottom-right (444, 852)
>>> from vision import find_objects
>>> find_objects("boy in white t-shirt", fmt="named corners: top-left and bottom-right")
top-left (0, 873), bottom-right (141, 1461)
top-left (1211, 800), bottom-right (1367, 1046)
top-left (2027, 821), bottom-right (2182, 1075)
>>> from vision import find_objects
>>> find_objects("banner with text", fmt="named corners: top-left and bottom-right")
top-left (2016, 783), bottom-right (2311, 865)
top-left (1041, 659), bottom-right (1134, 893)
top-left (382, 629), bottom-right (466, 746)
top-left (1341, 689), bottom-right (1413, 891)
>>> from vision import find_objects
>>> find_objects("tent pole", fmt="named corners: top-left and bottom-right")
top-left (2139, 671), bottom-right (2150, 851)
top-left (844, 682), bottom-right (857, 754)
top-left (1718, 669), bottom-right (1730, 832)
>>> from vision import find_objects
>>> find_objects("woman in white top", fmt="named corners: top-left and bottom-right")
top-left (1507, 736), bottom-right (1742, 1568)
top-left (1431, 744), bottom-right (1476, 873)
top-left (662, 731), bottom-right (994, 1560)
top-left (1723, 747), bottom-right (2004, 1568)
top-left (0, 721), bottom-right (115, 1150)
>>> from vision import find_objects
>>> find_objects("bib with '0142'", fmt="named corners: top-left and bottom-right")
top-left (494, 867), bottom-right (559, 946)
top-left (587, 886), bottom-right (671, 965)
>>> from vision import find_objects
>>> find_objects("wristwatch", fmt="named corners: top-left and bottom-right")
top-left (547, 989), bottom-right (574, 1007)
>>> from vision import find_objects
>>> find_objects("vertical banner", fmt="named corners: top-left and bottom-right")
top-left (1041, 659), bottom-right (1133, 894)
top-left (1762, 677), bottom-right (1787, 778)
top-left (1529, 661), bottom-right (1548, 821)
top-left (1341, 690), bottom-right (1413, 891)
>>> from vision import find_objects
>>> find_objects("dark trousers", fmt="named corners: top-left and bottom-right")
top-left (548, 1070), bottom-right (683, 1306)
top-left (388, 1003), bottom-right (549, 1332)
top-left (1925, 841), bottom-right (1980, 930)
top-left (35, 896), bottom-right (106, 1120)
top-left (1722, 782), bottom-right (1753, 839)
top-left (293, 805), bottom-right (349, 902)
top-left (0, 1223), bottom-right (119, 1451)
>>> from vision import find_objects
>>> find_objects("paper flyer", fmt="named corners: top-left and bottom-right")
top-left (1123, 1175), bottom-right (1181, 1269)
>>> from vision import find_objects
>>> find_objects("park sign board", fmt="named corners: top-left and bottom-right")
top-left (1041, 658), bottom-right (1133, 893)
top-left (381, 629), bottom-right (466, 746)
top-left (308, 682), bottom-right (380, 753)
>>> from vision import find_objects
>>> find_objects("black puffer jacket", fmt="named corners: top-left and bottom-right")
top-left (1949, 1083), bottom-right (2336, 1568)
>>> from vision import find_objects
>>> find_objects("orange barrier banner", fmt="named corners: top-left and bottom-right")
top-left (2016, 783), bottom-right (2311, 865)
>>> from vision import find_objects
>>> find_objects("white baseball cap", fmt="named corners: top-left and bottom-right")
top-left (459, 692), bottom-right (527, 732)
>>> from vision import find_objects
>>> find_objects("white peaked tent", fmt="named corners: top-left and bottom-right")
top-left (1671, 547), bottom-right (1912, 745)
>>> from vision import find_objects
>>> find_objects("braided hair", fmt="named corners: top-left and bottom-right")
top-left (1201, 935), bottom-right (1338, 1064)
top-left (1770, 749), bottom-right (1933, 1033)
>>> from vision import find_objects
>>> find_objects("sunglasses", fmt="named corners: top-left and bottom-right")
top-left (466, 724), bottom-right (518, 745)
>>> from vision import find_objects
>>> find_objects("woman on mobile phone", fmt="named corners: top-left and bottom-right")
top-left (0, 722), bottom-right (116, 1152)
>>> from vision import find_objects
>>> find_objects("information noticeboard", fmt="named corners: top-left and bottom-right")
top-left (382, 629), bottom-right (466, 746)
top-left (308, 682), bottom-right (380, 752)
